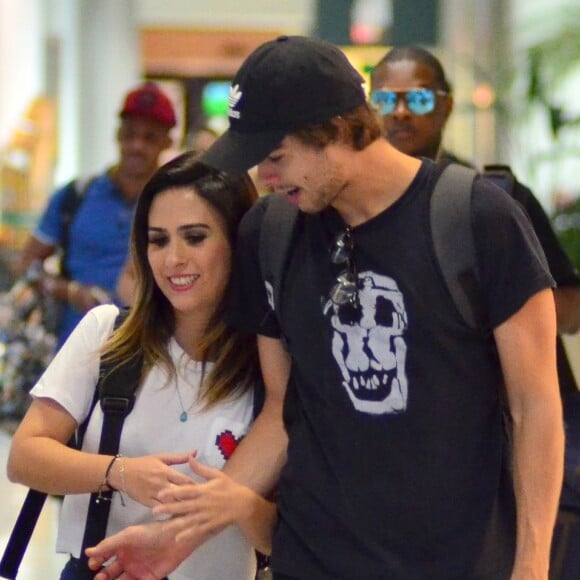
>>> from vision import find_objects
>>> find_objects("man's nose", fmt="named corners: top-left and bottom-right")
top-left (391, 96), bottom-right (412, 118)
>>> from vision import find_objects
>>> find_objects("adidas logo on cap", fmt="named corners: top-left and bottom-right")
top-left (228, 84), bottom-right (242, 119)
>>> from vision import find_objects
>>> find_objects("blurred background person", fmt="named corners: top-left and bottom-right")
top-left (370, 46), bottom-right (580, 397)
top-left (15, 81), bottom-right (176, 351)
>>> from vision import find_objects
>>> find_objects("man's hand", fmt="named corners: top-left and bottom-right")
top-left (86, 521), bottom-right (192, 580)
top-left (153, 457), bottom-right (249, 543)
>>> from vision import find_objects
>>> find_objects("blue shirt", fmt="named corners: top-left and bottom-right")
top-left (34, 172), bottom-right (135, 347)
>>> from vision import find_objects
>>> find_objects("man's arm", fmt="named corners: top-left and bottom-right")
top-left (554, 286), bottom-right (580, 335)
top-left (223, 334), bottom-right (289, 491)
top-left (494, 288), bottom-right (564, 580)
top-left (15, 234), bottom-right (54, 277)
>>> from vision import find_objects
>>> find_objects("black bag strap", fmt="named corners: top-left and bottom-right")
top-left (432, 164), bottom-right (516, 575)
top-left (481, 164), bottom-right (516, 197)
top-left (77, 320), bottom-right (142, 576)
top-left (0, 309), bottom-right (139, 580)
top-left (430, 163), bottom-right (487, 332)
top-left (258, 193), bottom-right (299, 331)
top-left (0, 489), bottom-right (47, 579)
top-left (59, 176), bottom-right (95, 279)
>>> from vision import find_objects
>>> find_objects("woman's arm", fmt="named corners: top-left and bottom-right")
top-left (7, 397), bottom-right (192, 505)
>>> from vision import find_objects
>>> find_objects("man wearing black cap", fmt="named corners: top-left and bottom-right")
top-left (16, 82), bottom-right (175, 349)
top-left (86, 37), bottom-right (563, 580)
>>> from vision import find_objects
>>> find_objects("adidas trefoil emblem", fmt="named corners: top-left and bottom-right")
top-left (228, 84), bottom-right (242, 119)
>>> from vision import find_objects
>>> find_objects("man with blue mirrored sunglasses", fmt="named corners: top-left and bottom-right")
top-left (370, 49), bottom-right (455, 162)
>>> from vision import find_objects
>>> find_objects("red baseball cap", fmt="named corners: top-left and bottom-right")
top-left (119, 82), bottom-right (177, 128)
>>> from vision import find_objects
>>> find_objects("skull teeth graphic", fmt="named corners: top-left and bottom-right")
top-left (326, 271), bottom-right (409, 415)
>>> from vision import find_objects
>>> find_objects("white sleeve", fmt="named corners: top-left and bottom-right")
top-left (30, 304), bottom-right (119, 424)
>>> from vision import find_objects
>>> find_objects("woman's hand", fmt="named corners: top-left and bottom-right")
top-left (108, 453), bottom-right (194, 507)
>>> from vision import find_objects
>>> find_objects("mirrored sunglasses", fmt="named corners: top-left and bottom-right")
top-left (370, 88), bottom-right (447, 116)
top-left (328, 228), bottom-right (359, 310)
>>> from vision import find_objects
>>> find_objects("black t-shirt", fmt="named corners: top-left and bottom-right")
top-left (230, 160), bottom-right (554, 579)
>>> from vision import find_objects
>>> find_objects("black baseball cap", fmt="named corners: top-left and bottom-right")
top-left (201, 35), bottom-right (366, 174)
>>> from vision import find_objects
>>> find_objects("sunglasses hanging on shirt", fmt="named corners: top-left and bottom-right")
top-left (326, 227), bottom-right (360, 313)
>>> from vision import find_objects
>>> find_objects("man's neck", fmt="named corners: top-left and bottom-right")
top-left (109, 166), bottom-right (156, 203)
top-left (333, 140), bottom-right (422, 227)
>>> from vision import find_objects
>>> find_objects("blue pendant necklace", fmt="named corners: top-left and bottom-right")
top-left (175, 377), bottom-right (189, 422)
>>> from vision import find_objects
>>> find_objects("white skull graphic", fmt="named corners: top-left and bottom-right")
top-left (324, 271), bottom-right (408, 415)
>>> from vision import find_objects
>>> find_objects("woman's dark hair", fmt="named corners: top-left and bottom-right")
top-left (102, 151), bottom-right (259, 407)
top-left (371, 46), bottom-right (452, 93)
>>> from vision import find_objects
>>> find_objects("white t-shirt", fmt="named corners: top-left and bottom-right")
top-left (31, 304), bottom-right (257, 580)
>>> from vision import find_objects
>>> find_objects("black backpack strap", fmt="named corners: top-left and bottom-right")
top-left (258, 193), bottom-right (299, 331)
top-left (432, 164), bottom-right (517, 575)
top-left (430, 163), bottom-right (487, 333)
top-left (77, 314), bottom-right (142, 575)
top-left (481, 164), bottom-right (516, 198)
top-left (0, 490), bottom-right (47, 579)
top-left (59, 176), bottom-right (95, 279)
top-left (0, 310), bottom-right (137, 580)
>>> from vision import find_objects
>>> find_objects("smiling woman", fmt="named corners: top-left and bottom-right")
top-left (146, 186), bottom-right (232, 346)
top-left (6, 152), bottom-right (276, 579)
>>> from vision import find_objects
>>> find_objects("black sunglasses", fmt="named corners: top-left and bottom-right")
top-left (327, 228), bottom-right (359, 311)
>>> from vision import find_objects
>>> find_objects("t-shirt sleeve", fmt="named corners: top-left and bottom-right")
top-left (513, 181), bottom-right (580, 287)
top-left (30, 304), bottom-right (119, 423)
top-left (471, 177), bottom-right (555, 329)
top-left (32, 182), bottom-right (72, 246)
top-left (228, 199), bottom-right (281, 338)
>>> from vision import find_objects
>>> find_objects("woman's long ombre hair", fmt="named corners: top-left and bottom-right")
top-left (101, 151), bottom-right (260, 407)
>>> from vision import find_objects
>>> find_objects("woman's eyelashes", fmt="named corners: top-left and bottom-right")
top-left (184, 232), bottom-right (208, 246)
top-left (147, 232), bottom-right (168, 247)
top-left (147, 229), bottom-right (209, 248)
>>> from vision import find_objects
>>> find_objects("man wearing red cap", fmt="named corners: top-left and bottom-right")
top-left (16, 82), bottom-right (175, 350)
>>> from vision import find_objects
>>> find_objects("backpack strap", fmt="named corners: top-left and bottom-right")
top-left (481, 164), bottom-right (516, 197)
top-left (430, 163), bottom-right (487, 333)
top-left (0, 489), bottom-right (46, 579)
top-left (259, 193), bottom-right (299, 331)
top-left (77, 312), bottom-right (142, 575)
top-left (0, 309), bottom-right (139, 580)
top-left (432, 164), bottom-right (517, 575)
top-left (59, 176), bottom-right (95, 279)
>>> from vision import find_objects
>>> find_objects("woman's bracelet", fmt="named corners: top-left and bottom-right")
top-left (118, 457), bottom-right (127, 507)
top-left (96, 454), bottom-right (122, 504)
top-left (105, 454), bottom-right (121, 490)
